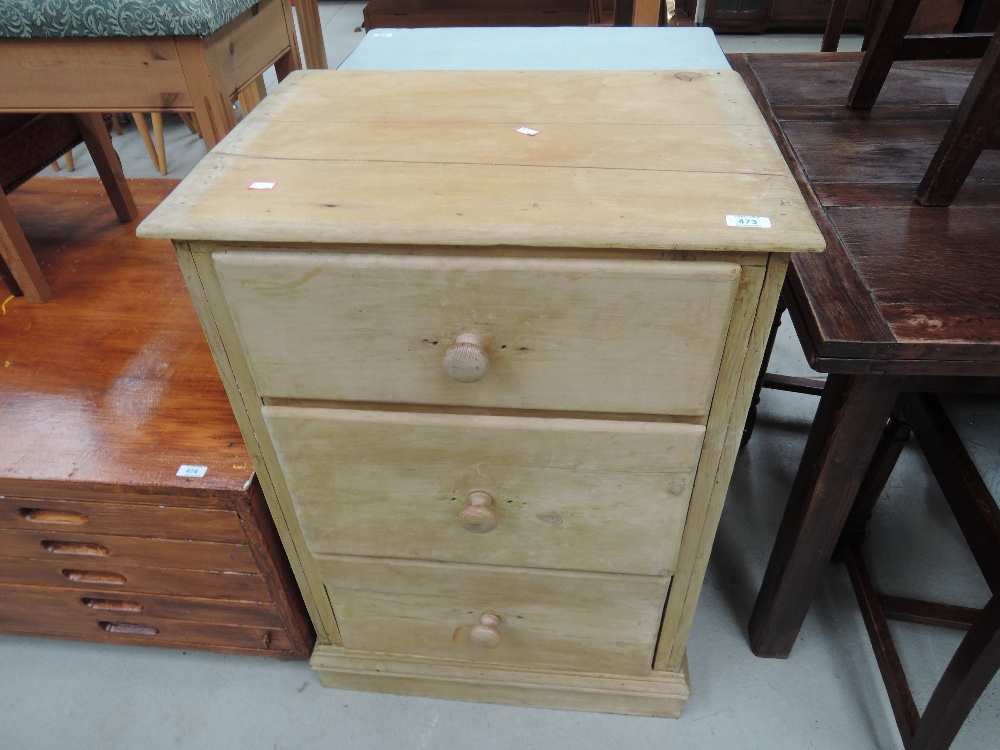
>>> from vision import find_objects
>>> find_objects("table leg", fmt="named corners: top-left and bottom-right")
top-left (749, 373), bottom-right (903, 658)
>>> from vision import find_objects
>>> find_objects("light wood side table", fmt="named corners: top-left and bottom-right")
top-left (139, 67), bottom-right (822, 716)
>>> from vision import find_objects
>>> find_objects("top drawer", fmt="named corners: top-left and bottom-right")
top-left (212, 253), bottom-right (740, 416)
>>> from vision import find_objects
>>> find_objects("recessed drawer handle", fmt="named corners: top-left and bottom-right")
top-left (459, 491), bottom-right (499, 533)
top-left (19, 508), bottom-right (89, 525)
top-left (62, 570), bottom-right (127, 586)
top-left (81, 598), bottom-right (143, 613)
top-left (42, 540), bottom-right (109, 556)
top-left (442, 333), bottom-right (489, 383)
top-left (470, 611), bottom-right (502, 649)
top-left (99, 621), bottom-right (159, 636)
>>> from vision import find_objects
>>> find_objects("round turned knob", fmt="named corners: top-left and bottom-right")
top-left (442, 333), bottom-right (489, 383)
top-left (459, 491), bottom-right (499, 533)
top-left (470, 611), bottom-right (502, 649)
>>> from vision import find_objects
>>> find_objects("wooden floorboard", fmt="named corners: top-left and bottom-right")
top-left (0, 177), bottom-right (251, 497)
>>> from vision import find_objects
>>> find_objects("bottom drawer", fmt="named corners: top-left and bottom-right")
top-left (0, 555), bottom-right (272, 601)
top-left (319, 555), bottom-right (670, 675)
top-left (0, 583), bottom-right (296, 655)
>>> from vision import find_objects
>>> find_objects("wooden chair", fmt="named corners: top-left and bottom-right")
top-left (841, 0), bottom-right (1000, 205)
top-left (836, 392), bottom-right (1000, 750)
top-left (0, 114), bottom-right (136, 303)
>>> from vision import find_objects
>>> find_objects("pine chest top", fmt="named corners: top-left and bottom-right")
top-left (138, 69), bottom-right (823, 255)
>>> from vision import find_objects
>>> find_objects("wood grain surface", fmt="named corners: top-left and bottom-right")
top-left (0, 179), bottom-right (252, 493)
top-left (0, 178), bottom-right (315, 658)
top-left (317, 554), bottom-right (669, 675)
top-left (731, 53), bottom-right (1000, 369)
top-left (139, 70), bottom-right (824, 254)
top-left (212, 252), bottom-right (740, 416)
top-left (264, 406), bottom-right (703, 576)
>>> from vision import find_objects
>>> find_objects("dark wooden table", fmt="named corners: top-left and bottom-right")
top-left (729, 52), bottom-right (1000, 658)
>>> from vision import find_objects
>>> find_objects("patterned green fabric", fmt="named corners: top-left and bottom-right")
top-left (0, 0), bottom-right (262, 38)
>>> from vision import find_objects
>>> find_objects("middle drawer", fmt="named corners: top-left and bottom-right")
top-left (264, 406), bottom-right (704, 577)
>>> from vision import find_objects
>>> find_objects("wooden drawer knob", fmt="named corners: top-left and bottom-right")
top-left (459, 491), bottom-right (499, 533)
top-left (470, 611), bottom-right (502, 649)
top-left (443, 333), bottom-right (489, 383)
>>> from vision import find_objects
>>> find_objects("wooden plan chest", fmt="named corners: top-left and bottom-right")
top-left (0, 180), bottom-right (313, 658)
top-left (139, 69), bottom-right (822, 715)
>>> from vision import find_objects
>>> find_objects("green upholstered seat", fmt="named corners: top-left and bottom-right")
top-left (0, 0), bottom-right (261, 38)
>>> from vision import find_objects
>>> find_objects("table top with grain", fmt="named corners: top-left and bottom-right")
top-left (138, 69), bottom-right (823, 256)
top-left (0, 179), bottom-right (252, 499)
top-left (731, 52), bottom-right (1000, 375)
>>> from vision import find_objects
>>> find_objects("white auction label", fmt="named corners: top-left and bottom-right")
top-left (177, 465), bottom-right (209, 478)
top-left (726, 214), bottom-right (772, 228)
top-left (248, 181), bottom-right (276, 190)
top-left (516, 127), bottom-right (539, 136)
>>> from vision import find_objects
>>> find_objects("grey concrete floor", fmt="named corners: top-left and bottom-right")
top-left (5, 5), bottom-right (997, 749)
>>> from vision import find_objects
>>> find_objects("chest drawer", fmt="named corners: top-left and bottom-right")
top-left (0, 583), bottom-right (294, 654)
top-left (318, 555), bottom-right (670, 675)
top-left (0, 555), bottom-right (272, 600)
top-left (0, 528), bottom-right (258, 572)
top-left (0, 496), bottom-right (246, 543)
top-left (265, 406), bottom-right (703, 576)
top-left (0, 582), bottom-right (284, 629)
top-left (212, 253), bottom-right (740, 416)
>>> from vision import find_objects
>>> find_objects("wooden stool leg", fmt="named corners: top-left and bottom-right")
top-left (835, 398), bottom-right (911, 558)
top-left (845, 547), bottom-right (921, 740)
top-left (132, 112), bottom-right (160, 171)
top-left (848, 0), bottom-right (924, 108)
top-left (175, 40), bottom-right (238, 151)
top-left (238, 76), bottom-right (268, 116)
top-left (741, 296), bottom-right (787, 449)
top-left (73, 114), bottom-right (137, 223)
top-left (916, 29), bottom-right (1000, 206)
top-left (179, 112), bottom-right (199, 135)
top-left (275, 0), bottom-right (304, 82)
top-left (822, 0), bottom-right (851, 52)
top-left (906, 594), bottom-right (1000, 750)
top-left (906, 393), bottom-right (1000, 592)
top-left (0, 191), bottom-right (51, 303)
top-left (151, 112), bottom-right (167, 176)
top-left (294, 0), bottom-right (328, 69)
top-left (64, 150), bottom-right (75, 172)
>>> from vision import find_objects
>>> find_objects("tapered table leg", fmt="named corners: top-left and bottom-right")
top-left (749, 373), bottom-right (903, 658)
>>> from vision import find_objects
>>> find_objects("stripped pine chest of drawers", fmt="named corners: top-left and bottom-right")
top-left (138, 68), bottom-right (823, 716)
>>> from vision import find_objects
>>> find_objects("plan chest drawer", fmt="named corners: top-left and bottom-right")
top-left (139, 69), bottom-right (823, 716)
